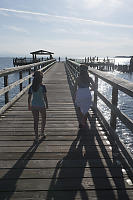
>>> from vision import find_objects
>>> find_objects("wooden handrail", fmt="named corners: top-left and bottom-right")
top-left (68, 60), bottom-right (133, 97)
top-left (88, 68), bottom-right (133, 98)
top-left (66, 59), bottom-right (133, 130)
top-left (0, 59), bottom-right (56, 115)
top-left (66, 58), bottom-right (133, 167)
top-left (0, 59), bottom-right (55, 77)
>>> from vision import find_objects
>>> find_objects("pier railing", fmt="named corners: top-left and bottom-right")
top-left (0, 59), bottom-right (56, 115)
top-left (66, 59), bottom-right (133, 163)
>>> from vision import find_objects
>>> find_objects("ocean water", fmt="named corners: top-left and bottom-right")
top-left (0, 56), bottom-right (133, 155)
top-left (97, 70), bottom-right (133, 154)
top-left (0, 57), bottom-right (29, 106)
top-left (0, 57), bottom-right (13, 70)
top-left (115, 57), bottom-right (131, 66)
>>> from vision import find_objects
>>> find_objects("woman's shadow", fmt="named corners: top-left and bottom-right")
top-left (46, 130), bottom-right (89, 200)
top-left (0, 137), bottom-right (45, 200)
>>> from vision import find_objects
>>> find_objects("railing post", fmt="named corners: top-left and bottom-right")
top-left (34, 66), bottom-right (37, 71)
top-left (4, 75), bottom-right (9, 104)
top-left (76, 65), bottom-right (79, 77)
top-left (29, 69), bottom-right (31, 84)
top-left (19, 71), bottom-right (22, 91)
top-left (42, 63), bottom-right (45, 71)
top-left (110, 86), bottom-right (118, 130)
top-left (94, 76), bottom-right (98, 108)
top-left (85, 57), bottom-right (86, 63)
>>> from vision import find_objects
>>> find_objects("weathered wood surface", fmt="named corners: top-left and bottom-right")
top-left (0, 59), bottom-right (56, 77)
top-left (0, 63), bottom-right (133, 199)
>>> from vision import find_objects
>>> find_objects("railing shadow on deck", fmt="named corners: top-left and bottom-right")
top-left (45, 64), bottom-right (130, 200)
top-left (0, 137), bottom-right (45, 200)
top-left (46, 122), bottom-right (129, 199)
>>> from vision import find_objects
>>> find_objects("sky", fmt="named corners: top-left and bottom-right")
top-left (0, 0), bottom-right (133, 58)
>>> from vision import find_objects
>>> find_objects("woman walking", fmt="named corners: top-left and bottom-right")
top-left (28, 71), bottom-right (48, 142)
top-left (74, 64), bottom-right (94, 129)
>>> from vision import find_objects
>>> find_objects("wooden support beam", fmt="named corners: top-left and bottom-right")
top-left (19, 71), bottom-right (23, 91)
top-left (4, 75), bottom-right (8, 104)
top-left (110, 87), bottom-right (118, 130)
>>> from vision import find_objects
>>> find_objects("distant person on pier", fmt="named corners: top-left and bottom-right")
top-left (50, 54), bottom-right (53, 59)
top-left (74, 64), bottom-right (95, 129)
top-left (85, 57), bottom-right (86, 63)
top-left (28, 71), bottom-right (48, 142)
top-left (130, 57), bottom-right (133, 66)
top-left (59, 57), bottom-right (60, 62)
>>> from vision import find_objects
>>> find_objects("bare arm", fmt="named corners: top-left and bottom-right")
top-left (89, 77), bottom-right (95, 91)
top-left (44, 93), bottom-right (48, 109)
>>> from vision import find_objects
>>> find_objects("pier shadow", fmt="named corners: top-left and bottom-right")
top-left (46, 113), bottom-right (130, 200)
top-left (0, 137), bottom-right (44, 200)
top-left (46, 129), bottom-right (88, 200)
top-left (46, 64), bottom-right (131, 199)
top-left (86, 113), bottom-right (130, 199)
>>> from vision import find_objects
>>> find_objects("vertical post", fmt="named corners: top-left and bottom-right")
top-left (4, 75), bottom-right (9, 104)
top-left (94, 76), bottom-right (98, 108)
top-left (85, 57), bottom-right (86, 63)
top-left (110, 86), bottom-right (118, 130)
top-left (29, 69), bottom-right (31, 84)
top-left (34, 65), bottom-right (37, 71)
top-left (19, 71), bottom-right (22, 91)
top-left (43, 63), bottom-right (45, 71)
top-left (33, 54), bottom-right (35, 61)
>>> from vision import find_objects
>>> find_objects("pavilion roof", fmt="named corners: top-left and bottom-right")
top-left (30, 50), bottom-right (54, 55)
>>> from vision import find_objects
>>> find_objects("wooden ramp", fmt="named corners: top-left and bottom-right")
top-left (0, 62), bottom-right (133, 199)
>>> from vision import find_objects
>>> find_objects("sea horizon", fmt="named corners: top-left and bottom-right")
top-left (0, 56), bottom-right (132, 71)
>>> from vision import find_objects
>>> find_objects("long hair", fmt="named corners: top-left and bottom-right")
top-left (79, 64), bottom-right (89, 83)
top-left (32, 71), bottom-right (43, 92)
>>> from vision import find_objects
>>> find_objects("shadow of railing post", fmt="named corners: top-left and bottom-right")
top-left (0, 137), bottom-right (45, 200)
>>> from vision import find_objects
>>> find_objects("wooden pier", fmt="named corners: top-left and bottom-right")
top-left (0, 61), bottom-right (133, 199)
top-left (13, 50), bottom-right (54, 66)
top-left (75, 56), bottom-right (133, 72)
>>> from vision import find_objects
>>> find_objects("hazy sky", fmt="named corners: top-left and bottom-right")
top-left (0, 0), bottom-right (133, 58)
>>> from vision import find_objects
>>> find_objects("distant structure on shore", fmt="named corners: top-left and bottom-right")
top-left (13, 50), bottom-right (54, 66)
top-left (74, 55), bottom-right (133, 72)
top-left (115, 56), bottom-right (132, 58)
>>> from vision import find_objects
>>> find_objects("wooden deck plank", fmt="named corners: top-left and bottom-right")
top-left (0, 140), bottom-right (113, 146)
top-left (0, 168), bottom-right (130, 179)
top-left (0, 143), bottom-right (113, 151)
top-left (0, 62), bottom-right (133, 199)
top-left (0, 158), bottom-right (126, 168)
top-left (1, 190), bottom-right (132, 200)
top-left (0, 177), bottom-right (133, 191)
top-left (0, 153), bottom-right (116, 160)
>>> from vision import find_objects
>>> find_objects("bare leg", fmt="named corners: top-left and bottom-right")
top-left (77, 107), bottom-right (88, 128)
top-left (32, 109), bottom-right (39, 140)
top-left (81, 112), bottom-right (88, 126)
top-left (40, 108), bottom-right (46, 135)
top-left (77, 107), bottom-right (84, 125)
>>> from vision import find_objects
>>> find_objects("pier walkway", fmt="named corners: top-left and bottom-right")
top-left (0, 63), bottom-right (133, 199)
